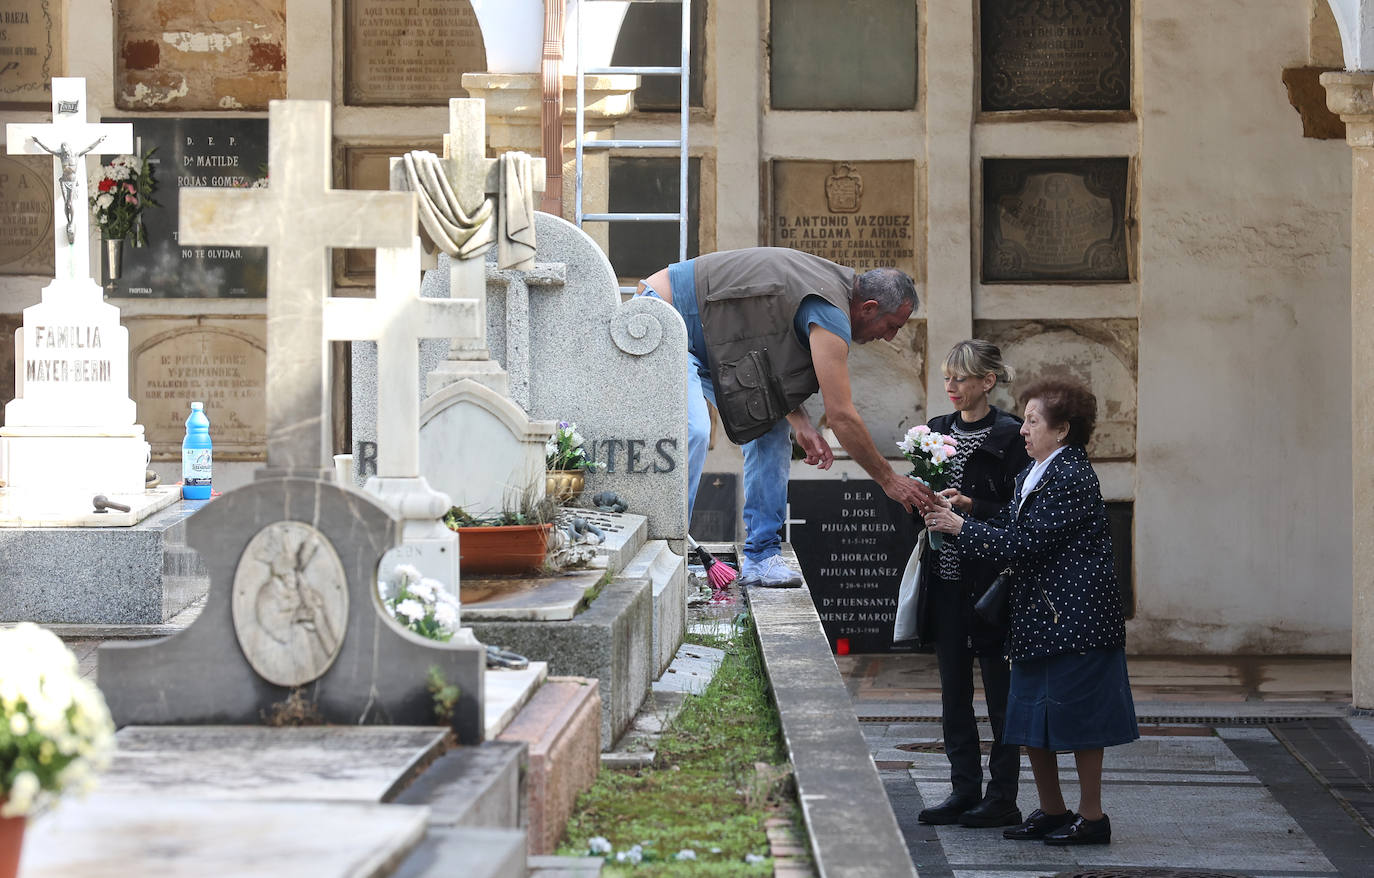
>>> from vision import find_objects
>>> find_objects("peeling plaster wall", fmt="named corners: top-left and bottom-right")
top-left (1135, 1), bottom-right (1351, 653)
top-left (116, 0), bottom-right (286, 110)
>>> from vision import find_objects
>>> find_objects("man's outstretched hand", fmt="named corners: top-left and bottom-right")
top-left (793, 421), bottom-right (834, 470)
top-left (882, 474), bottom-right (937, 514)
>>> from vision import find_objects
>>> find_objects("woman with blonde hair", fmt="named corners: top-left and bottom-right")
top-left (910, 339), bottom-right (1031, 828)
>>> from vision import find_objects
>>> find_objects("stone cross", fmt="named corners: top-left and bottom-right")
top-left (6, 77), bottom-right (133, 282)
top-left (427, 99), bottom-right (546, 384)
top-left (325, 237), bottom-right (479, 479)
top-left (179, 100), bottom-right (415, 478)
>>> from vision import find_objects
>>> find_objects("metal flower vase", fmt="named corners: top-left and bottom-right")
top-left (101, 235), bottom-right (123, 284)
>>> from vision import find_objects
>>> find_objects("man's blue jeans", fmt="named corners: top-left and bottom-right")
top-left (686, 350), bottom-right (792, 563)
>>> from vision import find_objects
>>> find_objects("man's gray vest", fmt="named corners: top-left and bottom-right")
top-left (693, 248), bottom-right (855, 444)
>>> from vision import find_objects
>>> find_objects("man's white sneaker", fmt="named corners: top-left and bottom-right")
top-left (740, 554), bottom-right (803, 588)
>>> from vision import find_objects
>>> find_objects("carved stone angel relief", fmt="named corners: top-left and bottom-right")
top-left (232, 521), bottom-right (349, 687)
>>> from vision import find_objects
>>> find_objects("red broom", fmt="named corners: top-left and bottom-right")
top-left (688, 535), bottom-right (738, 589)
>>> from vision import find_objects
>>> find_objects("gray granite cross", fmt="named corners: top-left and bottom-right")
top-left (180, 100), bottom-right (415, 478)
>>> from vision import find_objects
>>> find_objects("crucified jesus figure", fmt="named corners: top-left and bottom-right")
top-left (31, 135), bottom-right (106, 244)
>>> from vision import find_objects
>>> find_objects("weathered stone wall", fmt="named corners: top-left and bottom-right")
top-left (115, 0), bottom-right (286, 110)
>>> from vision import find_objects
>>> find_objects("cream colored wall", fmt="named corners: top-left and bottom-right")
top-left (1134, 1), bottom-right (1351, 652)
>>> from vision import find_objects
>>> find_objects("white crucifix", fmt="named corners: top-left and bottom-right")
top-left (325, 237), bottom-right (480, 480)
top-left (6, 77), bottom-right (133, 282)
top-left (179, 100), bottom-right (415, 478)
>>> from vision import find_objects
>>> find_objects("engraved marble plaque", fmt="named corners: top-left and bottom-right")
top-left (0, 154), bottom-right (54, 275)
top-left (982, 157), bottom-right (1130, 283)
top-left (345, 0), bottom-right (486, 106)
top-left (977, 318), bottom-right (1137, 460)
top-left (129, 321), bottom-right (267, 461)
top-left (0, 0), bottom-right (63, 108)
top-left (980, 0), bottom-right (1130, 112)
top-left (770, 0), bottom-right (917, 110)
top-left (771, 160), bottom-right (916, 275)
top-left (233, 521), bottom-right (350, 688)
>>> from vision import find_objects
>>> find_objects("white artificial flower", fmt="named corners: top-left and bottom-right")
top-left (571, 432), bottom-right (584, 447)
top-left (395, 599), bottom-right (425, 621)
top-left (96, 192), bottom-right (114, 209)
top-left (434, 602), bottom-right (459, 631)
top-left (410, 578), bottom-right (437, 603)
top-left (745, 853), bottom-right (767, 864)
top-left (897, 437), bottom-right (916, 454)
top-left (3, 771), bottom-right (39, 816)
top-left (675, 849), bottom-right (697, 861)
top-left (436, 589), bottom-right (461, 608)
top-left (919, 433), bottom-right (941, 453)
top-left (392, 564), bottom-right (422, 586)
top-left (587, 837), bottom-right (612, 855)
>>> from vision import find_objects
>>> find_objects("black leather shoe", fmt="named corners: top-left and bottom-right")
top-left (1043, 813), bottom-right (1111, 845)
top-left (1002, 808), bottom-right (1076, 840)
top-left (917, 792), bottom-right (980, 825)
top-left (958, 797), bottom-right (1022, 828)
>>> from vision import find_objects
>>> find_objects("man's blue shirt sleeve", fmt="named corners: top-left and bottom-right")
top-left (793, 295), bottom-right (851, 349)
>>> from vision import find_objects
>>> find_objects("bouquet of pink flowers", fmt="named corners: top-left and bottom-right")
top-left (897, 425), bottom-right (958, 547)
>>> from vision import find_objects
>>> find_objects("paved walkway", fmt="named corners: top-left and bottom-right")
top-left (840, 654), bottom-right (1374, 878)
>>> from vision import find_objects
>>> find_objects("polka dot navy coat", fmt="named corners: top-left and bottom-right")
top-left (958, 444), bottom-right (1126, 662)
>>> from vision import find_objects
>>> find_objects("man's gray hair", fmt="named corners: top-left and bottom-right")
top-left (855, 268), bottom-right (917, 314)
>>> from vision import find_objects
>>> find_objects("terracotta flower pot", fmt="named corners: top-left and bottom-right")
top-left (0, 807), bottom-right (25, 878)
top-left (456, 523), bottom-right (552, 575)
top-left (546, 469), bottom-right (585, 505)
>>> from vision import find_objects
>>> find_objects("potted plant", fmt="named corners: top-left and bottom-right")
top-left (545, 420), bottom-right (604, 505)
top-left (444, 490), bottom-right (560, 575)
top-left (0, 624), bottom-right (116, 878)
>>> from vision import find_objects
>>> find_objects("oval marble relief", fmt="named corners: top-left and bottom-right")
top-left (232, 521), bottom-right (349, 687)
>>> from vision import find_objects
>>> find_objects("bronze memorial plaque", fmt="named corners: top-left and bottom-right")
top-left (0, 154), bottom-right (54, 276)
top-left (345, 0), bottom-right (486, 106)
top-left (130, 321), bottom-right (267, 461)
top-left (980, 0), bottom-right (1130, 112)
top-left (771, 161), bottom-right (916, 276)
top-left (982, 157), bottom-right (1130, 283)
top-left (0, 0), bottom-right (63, 108)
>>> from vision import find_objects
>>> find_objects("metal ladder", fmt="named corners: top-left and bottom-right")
top-left (574, 0), bottom-right (691, 292)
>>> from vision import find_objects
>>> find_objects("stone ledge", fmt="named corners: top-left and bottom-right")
top-left (746, 544), bottom-right (917, 878)
top-left (395, 740), bottom-right (527, 831)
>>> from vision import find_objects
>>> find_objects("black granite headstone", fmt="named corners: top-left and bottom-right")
top-left (689, 472), bottom-right (738, 543)
top-left (106, 117), bottom-right (269, 298)
top-left (787, 479), bottom-right (920, 654)
top-left (980, 0), bottom-right (1131, 112)
top-left (982, 157), bottom-right (1131, 283)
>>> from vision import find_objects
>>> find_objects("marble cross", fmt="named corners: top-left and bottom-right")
top-left (324, 237), bottom-right (479, 478)
top-left (179, 100), bottom-right (415, 478)
top-left (5, 77), bottom-right (133, 283)
top-left (435, 99), bottom-right (546, 362)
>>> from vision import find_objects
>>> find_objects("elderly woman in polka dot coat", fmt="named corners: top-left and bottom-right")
top-left (924, 375), bottom-right (1137, 847)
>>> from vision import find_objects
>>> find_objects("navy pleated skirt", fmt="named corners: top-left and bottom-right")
top-left (1004, 646), bottom-right (1139, 751)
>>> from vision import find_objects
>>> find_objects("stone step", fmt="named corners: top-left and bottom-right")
top-left (621, 539), bottom-right (687, 678)
top-left (498, 677), bottom-right (603, 856)
top-left (392, 826), bottom-right (528, 878)
top-left (395, 740), bottom-right (527, 831)
top-left (527, 855), bottom-right (604, 877)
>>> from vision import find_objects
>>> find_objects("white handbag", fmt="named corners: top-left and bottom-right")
top-left (892, 531), bottom-right (926, 643)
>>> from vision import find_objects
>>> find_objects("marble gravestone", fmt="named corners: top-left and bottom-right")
top-left (99, 100), bottom-right (487, 744)
top-left (356, 213), bottom-right (689, 543)
top-left (0, 77), bottom-right (172, 520)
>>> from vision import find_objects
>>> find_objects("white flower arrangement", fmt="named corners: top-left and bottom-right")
top-left (0, 624), bottom-right (116, 817)
top-left (380, 565), bottom-right (462, 642)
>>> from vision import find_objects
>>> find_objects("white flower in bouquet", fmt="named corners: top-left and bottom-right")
top-left (379, 568), bottom-right (460, 642)
top-left (395, 598), bottom-right (425, 621)
top-left (0, 623), bottom-right (115, 817)
top-left (434, 601), bottom-right (459, 631)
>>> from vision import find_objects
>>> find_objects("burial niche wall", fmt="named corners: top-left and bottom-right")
top-left (0, 0), bottom-right (63, 108)
top-left (0, 154), bottom-right (54, 276)
top-left (607, 156), bottom-right (701, 280)
top-left (115, 0), bottom-right (285, 110)
top-left (980, 0), bottom-right (1131, 113)
top-left (769, 0), bottom-right (917, 110)
top-left (337, 142), bottom-right (442, 286)
top-left (981, 157), bottom-right (1132, 283)
top-left (345, 0), bottom-right (486, 106)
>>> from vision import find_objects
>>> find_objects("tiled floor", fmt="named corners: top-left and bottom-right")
top-left (841, 652), bottom-right (1372, 878)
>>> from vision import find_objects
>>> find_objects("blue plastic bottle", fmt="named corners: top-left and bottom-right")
top-left (182, 401), bottom-right (212, 500)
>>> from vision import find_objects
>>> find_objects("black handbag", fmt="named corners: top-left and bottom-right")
top-left (974, 567), bottom-right (1014, 627)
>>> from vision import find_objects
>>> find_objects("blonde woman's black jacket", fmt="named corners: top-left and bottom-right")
top-left (959, 444), bottom-right (1127, 662)
top-left (910, 407), bottom-right (1029, 653)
